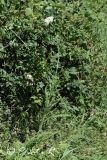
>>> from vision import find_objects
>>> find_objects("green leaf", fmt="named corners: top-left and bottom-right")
top-left (25, 8), bottom-right (33, 16)
top-left (1, 0), bottom-right (5, 5)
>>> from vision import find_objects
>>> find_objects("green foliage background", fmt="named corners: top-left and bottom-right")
top-left (0, 0), bottom-right (107, 159)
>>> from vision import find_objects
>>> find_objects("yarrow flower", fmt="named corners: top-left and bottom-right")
top-left (44, 16), bottom-right (54, 25)
top-left (26, 74), bottom-right (34, 83)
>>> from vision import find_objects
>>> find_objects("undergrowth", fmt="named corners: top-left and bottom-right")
top-left (0, 0), bottom-right (107, 159)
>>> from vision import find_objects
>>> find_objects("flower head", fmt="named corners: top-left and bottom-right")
top-left (26, 74), bottom-right (33, 82)
top-left (44, 16), bottom-right (54, 25)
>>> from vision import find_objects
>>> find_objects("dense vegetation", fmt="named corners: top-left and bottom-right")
top-left (0, 0), bottom-right (107, 159)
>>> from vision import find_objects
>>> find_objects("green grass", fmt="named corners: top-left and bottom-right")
top-left (1, 109), bottom-right (107, 160)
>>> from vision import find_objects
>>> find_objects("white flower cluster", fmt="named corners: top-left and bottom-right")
top-left (44, 16), bottom-right (54, 25)
top-left (26, 74), bottom-right (34, 85)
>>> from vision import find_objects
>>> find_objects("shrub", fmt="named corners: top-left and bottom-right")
top-left (0, 0), bottom-right (106, 140)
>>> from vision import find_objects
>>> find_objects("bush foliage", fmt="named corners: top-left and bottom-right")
top-left (0, 0), bottom-right (107, 146)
